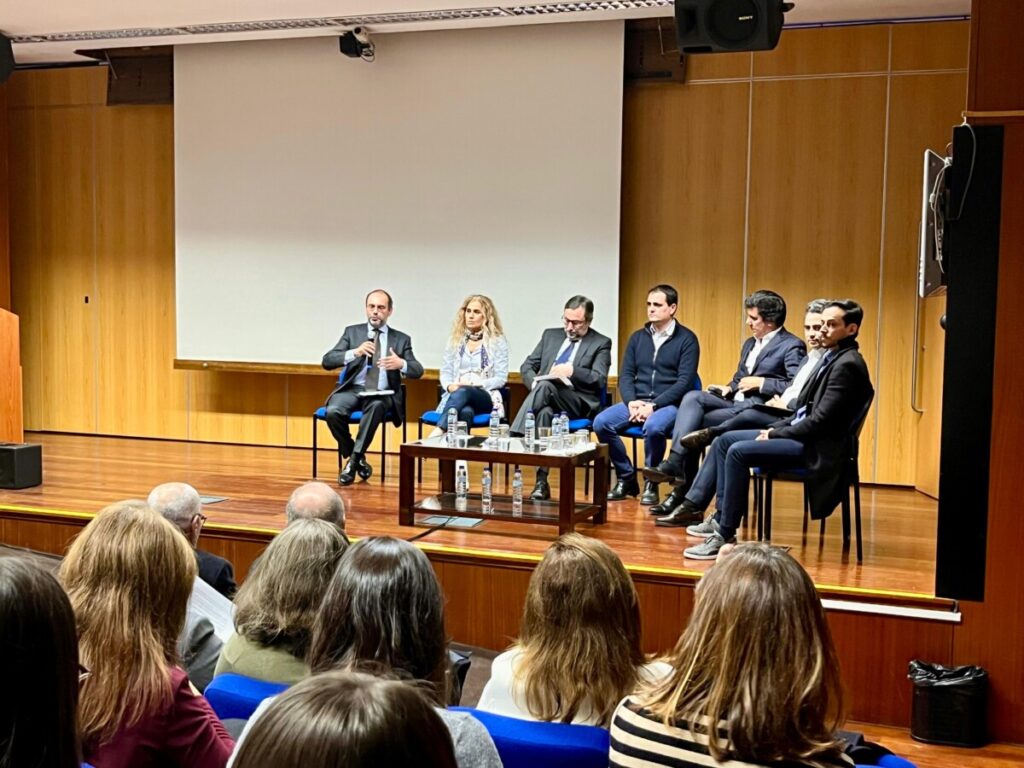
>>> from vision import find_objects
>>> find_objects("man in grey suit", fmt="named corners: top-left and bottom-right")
top-left (322, 289), bottom-right (424, 485)
top-left (511, 295), bottom-right (612, 500)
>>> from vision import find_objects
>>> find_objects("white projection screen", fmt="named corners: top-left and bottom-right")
top-left (174, 22), bottom-right (623, 370)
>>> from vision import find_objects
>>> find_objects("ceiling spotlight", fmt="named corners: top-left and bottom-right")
top-left (339, 27), bottom-right (374, 61)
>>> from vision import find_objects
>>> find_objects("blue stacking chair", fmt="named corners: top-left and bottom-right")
top-left (450, 707), bottom-right (609, 768)
top-left (622, 374), bottom-right (702, 470)
top-left (204, 673), bottom-right (288, 721)
top-left (751, 393), bottom-right (874, 562)
top-left (416, 386), bottom-right (510, 483)
top-left (312, 383), bottom-right (406, 482)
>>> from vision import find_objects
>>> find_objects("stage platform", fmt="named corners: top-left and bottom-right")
top-left (1, 432), bottom-right (959, 732)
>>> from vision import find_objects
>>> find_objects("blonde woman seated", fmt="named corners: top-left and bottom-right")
top-left (214, 518), bottom-right (349, 685)
top-left (477, 533), bottom-right (670, 727)
top-left (60, 500), bottom-right (234, 768)
top-left (434, 294), bottom-right (510, 432)
top-left (609, 542), bottom-right (852, 768)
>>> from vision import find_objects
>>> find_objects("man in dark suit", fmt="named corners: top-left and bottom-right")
top-left (322, 289), bottom-right (424, 485)
top-left (644, 290), bottom-right (805, 514)
top-left (656, 300), bottom-right (874, 560)
top-left (511, 295), bottom-right (612, 500)
top-left (147, 482), bottom-right (236, 599)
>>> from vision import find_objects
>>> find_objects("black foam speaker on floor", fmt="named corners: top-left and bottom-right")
top-left (0, 443), bottom-right (42, 489)
top-left (675, 0), bottom-right (794, 54)
top-left (0, 34), bottom-right (14, 85)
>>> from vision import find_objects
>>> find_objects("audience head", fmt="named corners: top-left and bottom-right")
top-left (232, 671), bottom-right (458, 768)
top-left (563, 295), bottom-right (594, 339)
top-left (644, 542), bottom-right (844, 764)
top-left (517, 533), bottom-right (644, 725)
top-left (744, 290), bottom-right (787, 334)
top-left (450, 294), bottom-right (503, 345)
top-left (646, 284), bottom-right (679, 326)
top-left (285, 481), bottom-right (347, 530)
top-left (803, 298), bottom-right (830, 349)
top-left (147, 481), bottom-right (204, 546)
top-left (233, 518), bottom-right (349, 660)
top-left (364, 289), bottom-right (394, 329)
top-left (0, 557), bottom-right (82, 768)
top-left (308, 536), bottom-right (449, 704)
top-left (59, 500), bottom-right (197, 746)
top-left (821, 299), bottom-right (864, 346)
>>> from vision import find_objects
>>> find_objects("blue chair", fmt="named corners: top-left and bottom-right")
top-left (312, 383), bottom-right (406, 482)
top-left (565, 384), bottom-right (609, 495)
top-left (204, 673), bottom-right (288, 721)
top-left (450, 707), bottom-right (609, 768)
top-left (622, 374), bottom-right (702, 470)
top-left (751, 393), bottom-right (874, 562)
top-left (416, 386), bottom-right (510, 483)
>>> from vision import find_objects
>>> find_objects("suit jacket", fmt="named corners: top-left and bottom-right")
top-left (322, 323), bottom-right (424, 426)
top-left (520, 327), bottom-right (612, 417)
top-left (196, 549), bottom-right (235, 599)
top-left (769, 339), bottom-right (874, 520)
top-left (726, 327), bottom-right (806, 400)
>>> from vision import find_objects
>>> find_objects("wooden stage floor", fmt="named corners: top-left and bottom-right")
top-left (1, 432), bottom-right (940, 599)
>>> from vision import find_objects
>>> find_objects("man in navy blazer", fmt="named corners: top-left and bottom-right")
top-left (644, 290), bottom-right (804, 512)
top-left (511, 295), bottom-right (612, 500)
top-left (322, 289), bottom-right (424, 485)
top-left (663, 300), bottom-right (874, 559)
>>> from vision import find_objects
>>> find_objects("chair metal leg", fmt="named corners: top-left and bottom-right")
top-left (854, 477), bottom-right (863, 563)
top-left (764, 476), bottom-right (773, 542)
top-left (631, 440), bottom-right (638, 474)
top-left (841, 491), bottom-right (851, 548)
top-left (417, 421), bottom-right (424, 484)
top-left (380, 425), bottom-right (387, 483)
top-left (312, 416), bottom-right (319, 478)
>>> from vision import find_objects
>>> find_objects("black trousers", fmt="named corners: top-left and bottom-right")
top-left (324, 390), bottom-right (396, 461)
top-left (511, 380), bottom-right (592, 480)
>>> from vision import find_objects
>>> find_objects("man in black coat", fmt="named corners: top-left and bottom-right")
top-left (658, 300), bottom-right (874, 560)
top-left (321, 289), bottom-right (424, 485)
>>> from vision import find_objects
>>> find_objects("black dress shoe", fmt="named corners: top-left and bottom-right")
top-left (607, 475), bottom-right (640, 501)
top-left (530, 479), bottom-right (551, 501)
top-left (680, 427), bottom-right (715, 451)
top-left (655, 500), bottom-right (705, 528)
top-left (642, 455), bottom-right (686, 485)
top-left (640, 480), bottom-right (660, 506)
top-left (338, 460), bottom-right (357, 486)
top-left (354, 455), bottom-right (373, 481)
top-left (648, 485), bottom-right (687, 516)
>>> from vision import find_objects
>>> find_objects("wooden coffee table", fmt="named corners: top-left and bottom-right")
top-left (398, 436), bottom-right (609, 535)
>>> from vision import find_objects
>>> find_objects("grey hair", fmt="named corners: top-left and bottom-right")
top-left (147, 482), bottom-right (202, 531)
top-left (286, 482), bottom-right (346, 528)
top-left (805, 299), bottom-right (830, 315)
top-left (564, 295), bottom-right (594, 322)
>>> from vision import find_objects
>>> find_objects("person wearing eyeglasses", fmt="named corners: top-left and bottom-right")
top-left (510, 295), bottom-right (612, 500)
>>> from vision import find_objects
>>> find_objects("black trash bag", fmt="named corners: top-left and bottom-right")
top-left (908, 660), bottom-right (988, 747)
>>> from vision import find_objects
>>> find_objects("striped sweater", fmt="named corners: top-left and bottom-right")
top-left (609, 696), bottom-right (854, 768)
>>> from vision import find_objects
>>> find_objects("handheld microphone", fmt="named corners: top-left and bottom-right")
top-left (367, 328), bottom-right (377, 342)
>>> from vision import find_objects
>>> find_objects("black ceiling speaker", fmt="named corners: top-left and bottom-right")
top-left (0, 33), bottom-right (14, 84)
top-left (675, 0), bottom-right (795, 54)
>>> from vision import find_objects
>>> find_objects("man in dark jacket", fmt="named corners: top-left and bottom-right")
top-left (661, 300), bottom-right (874, 560)
top-left (593, 284), bottom-right (700, 504)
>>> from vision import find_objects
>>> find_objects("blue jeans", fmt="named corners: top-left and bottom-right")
top-left (437, 387), bottom-right (494, 430)
top-left (592, 402), bottom-right (679, 479)
top-left (684, 429), bottom-right (805, 538)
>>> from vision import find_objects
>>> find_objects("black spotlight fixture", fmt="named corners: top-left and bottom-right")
top-left (675, 0), bottom-right (795, 54)
top-left (338, 27), bottom-right (375, 62)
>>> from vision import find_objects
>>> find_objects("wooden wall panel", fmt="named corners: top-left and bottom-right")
top-left (94, 106), bottom-right (187, 439)
top-left (187, 371), bottom-right (288, 445)
top-left (0, 84), bottom-right (9, 312)
top-left (875, 73), bottom-right (967, 485)
top-left (913, 297), bottom-right (945, 498)
top-left (747, 76), bottom-right (888, 480)
top-left (753, 26), bottom-right (889, 78)
top-left (891, 21), bottom-right (971, 72)
top-left (685, 51), bottom-right (750, 81)
top-left (434, 560), bottom-right (531, 651)
top-left (968, 1), bottom-right (1024, 112)
top-left (619, 82), bottom-right (750, 388)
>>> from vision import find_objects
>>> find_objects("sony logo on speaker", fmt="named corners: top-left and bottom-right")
top-left (738, 15), bottom-right (754, 20)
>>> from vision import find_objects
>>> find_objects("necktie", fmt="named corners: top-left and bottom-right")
top-left (364, 334), bottom-right (381, 392)
top-left (555, 339), bottom-right (578, 366)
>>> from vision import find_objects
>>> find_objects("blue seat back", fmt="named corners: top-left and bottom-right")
top-left (204, 673), bottom-right (289, 721)
top-left (451, 707), bottom-right (609, 768)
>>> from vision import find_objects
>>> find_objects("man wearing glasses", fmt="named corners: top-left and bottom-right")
top-left (510, 295), bottom-right (612, 500)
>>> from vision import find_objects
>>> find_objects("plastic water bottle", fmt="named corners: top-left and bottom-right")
top-left (524, 410), bottom-right (536, 450)
top-left (446, 408), bottom-right (458, 445)
top-left (481, 467), bottom-right (493, 515)
top-left (559, 412), bottom-right (569, 445)
top-left (488, 406), bottom-right (501, 445)
top-left (511, 466), bottom-right (523, 517)
top-left (455, 465), bottom-right (468, 513)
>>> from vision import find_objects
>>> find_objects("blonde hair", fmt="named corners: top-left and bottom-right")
top-left (641, 543), bottom-right (845, 765)
top-left (447, 294), bottom-right (504, 348)
top-left (514, 534), bottom-right (643, 726)
top-left (59, 500), bottom-right (197, 747)
top-left (233, 518), bottom-right (349, 659)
